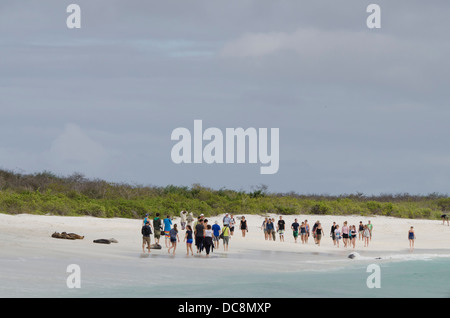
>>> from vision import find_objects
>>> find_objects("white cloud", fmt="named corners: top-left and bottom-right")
top-left (48, 123), bottom-right (107, 168)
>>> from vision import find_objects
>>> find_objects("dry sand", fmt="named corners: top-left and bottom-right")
top-left (1, 212), bottom-right (449, 261)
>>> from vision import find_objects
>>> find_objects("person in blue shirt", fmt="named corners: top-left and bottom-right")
top-left (212, 221), bottom-right (221, 249)
top-left (163, 215), bottom-right (173, 248)
top-left (142, 213), bottom-right (149, 226)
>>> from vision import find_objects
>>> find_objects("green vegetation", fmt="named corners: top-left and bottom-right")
top-left (0, 169), bottom-right (447, 220)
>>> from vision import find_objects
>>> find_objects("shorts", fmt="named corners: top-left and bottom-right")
top-left (213, 235), bottom-right (220, 242)
top-left (223, 236), bottom-right (229, 244)
top-left (278, 230), bottom-right (285, 235)
top-left (186, 239), bottom-right (193, 244)
top-left (142, 236), bottom-right (150, 246)
top-left (154, 230), bottom-right (161, 239)
top-left (316, 234), bottom-right (322, 240)
top-left (170, 238), bottom-right (177, 243)
top-left (165, 231), bottom-right (170, 238)
top-left (293, 231), bottom-right (298, 238)
top-left (343, 234), bottom-right (349, 239)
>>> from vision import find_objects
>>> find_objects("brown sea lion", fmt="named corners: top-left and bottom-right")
top-left (67, 233), bottom-right (84, 239)
top-left (51, 232), bottom-right (84, 240)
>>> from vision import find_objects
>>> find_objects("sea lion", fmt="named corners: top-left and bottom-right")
top-left (348, 252), bottom-right (360, 259)
top-left (51, 232), bottom-right (84, 240)
top-left (93, 239), bottom-right (112, 244)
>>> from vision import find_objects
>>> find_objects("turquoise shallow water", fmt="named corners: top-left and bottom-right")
top-left (104, 257), bottom-right (450, 298)
top-left (1, 253), bottom-right (449, 298)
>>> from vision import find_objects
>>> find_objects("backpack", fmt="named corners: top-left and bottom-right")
top-left (142, 225), bottom-right (151, 236)
top-left (153, 218), bottom-right (162, 231)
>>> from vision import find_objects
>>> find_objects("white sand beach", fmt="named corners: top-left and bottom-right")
top-left (1, 212), bottom-right (449, 297)
top-left (1, 213), bottom-right (449, 259)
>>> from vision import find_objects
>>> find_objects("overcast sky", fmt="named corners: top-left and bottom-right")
top-left (0, 0), bottom-right (449, 195)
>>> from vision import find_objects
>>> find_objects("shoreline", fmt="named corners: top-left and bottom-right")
top-left (1, 212), bottom-right (450, 297)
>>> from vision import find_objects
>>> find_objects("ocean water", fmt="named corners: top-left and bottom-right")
top-left (1, 251), bottom-right (449, 298)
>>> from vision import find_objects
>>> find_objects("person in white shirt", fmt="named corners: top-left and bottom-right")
top-left (180, 210), bottom-right (187, 230)
top-left (204, 225), bottom-right (214, 256)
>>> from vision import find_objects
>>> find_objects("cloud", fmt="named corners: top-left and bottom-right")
top-left (48, 123), bottom-right (107, 168)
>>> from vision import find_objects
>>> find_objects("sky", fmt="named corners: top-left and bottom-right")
top-left (0, 0), bottom-right (449, 195)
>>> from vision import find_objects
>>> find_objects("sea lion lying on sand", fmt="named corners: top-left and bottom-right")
top-left (150, 243), bottom-right (161, 249)
top-left (93, 238), bottom-right (119, 244)
top-left (52, 232), bottom-right (84, 240)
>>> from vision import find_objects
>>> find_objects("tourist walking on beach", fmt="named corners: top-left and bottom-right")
top-left (291, 219), bottom-right (300, 243)
top-left (363, 225), bottom-right (370, 247)
top-left (334, 225), bottom-right (341, 247)
top-left (230, 214), bottom-right (236, 236)
top-left (408, 226), bottom-right (416, 251)
top-left (358, 221), bottom-right (364, 241)
top-left (277, 216), bottom-right (285, 242)
top-left (312, 221), bottom-right (319, 244)
top-left (153, 213), bottom-right (162, 245)
top-left (184, 225), bottom-right (194, 256)
top-left (330, 222), bottom-right (337, 246)
top-left (222, 224), bottom-right (230, 251)
top-left (141, 221), bottom-right (152, 253)
top-left (262, 218), bottom-right (268, 240)
top-left (240, 216), bottom-right (248, 237)
top-left (195, 217), bottom-right (205, 253)
top-left (143, 213), bottom-right (149, 226)
top-left (163, 215), bottom-right (173, 248)
top-left (212, 221), bottom-right (221, 249)
top-left (204, 218), bottom-right (209, 235)
top-left (300, 222), bottom-right (306, 244)
top-left (168, 224), bottom-right (180, 255)
top-left (441, 214), bottom-right (449, 226)
top-left (204, 224), bottom-right (214, 256)
top-left (314, 222), bottom-right (324, 246)
top-left (223, 213), bottom-right (231, 227)
top-left (351, 225), bottom-right (357, 249)
top-left (266, 218), bottom-right (274, 241)
top-left (304, 220), bottom-right (310, 243)
top-left (180, 210), bottom-right (187, 230)
top-left (367, 221), bottom-right (373, 240)
top-left (342, 221), bottom-right (349, 248)
top-left (186, 212), bottom-right (194, 228)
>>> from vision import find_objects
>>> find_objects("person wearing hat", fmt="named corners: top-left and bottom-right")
top-left (142, 213), bottom-right (149, 226)
top-left (141, 221), bottom-right (152, 253)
